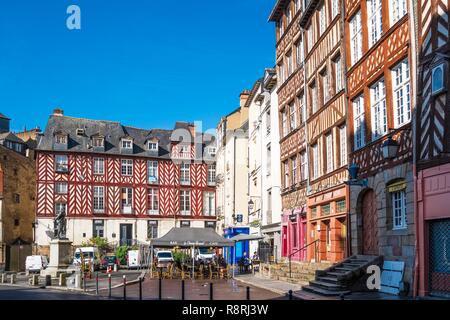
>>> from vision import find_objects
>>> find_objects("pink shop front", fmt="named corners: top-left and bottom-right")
top-left (281, 208), bottom-right (307, 262)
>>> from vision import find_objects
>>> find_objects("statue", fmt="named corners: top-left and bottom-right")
top-left (54, 209), bottom-right (67, 240)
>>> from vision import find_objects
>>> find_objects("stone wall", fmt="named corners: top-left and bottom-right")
top-left (349, 162), bottom-right (415, 292)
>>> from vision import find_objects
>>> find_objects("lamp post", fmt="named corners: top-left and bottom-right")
top-left (382, 136), bottom-right (400, 160)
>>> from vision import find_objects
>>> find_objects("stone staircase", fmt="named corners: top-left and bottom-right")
top-left (259, 261), bottom-right (333, 286)
top-left (299, 255), bottom-right (383, 297)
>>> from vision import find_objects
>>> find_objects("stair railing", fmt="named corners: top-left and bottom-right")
top-left (288, 239), bottom-right (320, 279)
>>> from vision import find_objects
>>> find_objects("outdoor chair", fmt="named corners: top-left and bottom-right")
top-left (209, 264), bottom-right (220, 280)
top-left (181, 264), bottom-right (192, 280)
top-left (162, 264), bottom-right (174, 279)
top-left (195, 264), bottom-right (204, 280)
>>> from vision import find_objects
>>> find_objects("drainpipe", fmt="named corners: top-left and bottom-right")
top-left (408, 0), bottom-right (420, 298)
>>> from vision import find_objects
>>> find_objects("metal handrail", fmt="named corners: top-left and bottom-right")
top-left (288, 239), bottom-right (320, 279)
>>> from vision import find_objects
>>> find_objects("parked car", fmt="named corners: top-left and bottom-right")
top-left (25, 255), bottom-right (48, 274)
top-left (127, 250), bottom-right (141, 269)
top-left (73, 247), bottom-right (101, 271)
top-left (156, 250), bottom-right (174, 267)
top-left (101, 255), bottom-right (120, 270)
top-left (195, 248), bottom-right (216, 264)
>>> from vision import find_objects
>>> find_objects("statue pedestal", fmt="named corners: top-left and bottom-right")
top-left (41, 239), bottom-right (73, 278)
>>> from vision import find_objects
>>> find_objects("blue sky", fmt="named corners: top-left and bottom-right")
top-left (0, 0), bottom-right (276, 133)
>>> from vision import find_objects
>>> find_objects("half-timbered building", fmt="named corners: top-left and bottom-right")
top-left (270, 0), bottom-right (348, 264)
top-left (34, 109), bottom-right (216, 252)
top-left (415, 0), bottom-right (450, 297)
top-left (344, 0), bottom-right (416, 288)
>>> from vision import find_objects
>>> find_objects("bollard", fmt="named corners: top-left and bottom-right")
top-left (210, 283), bottom-right (213, 301)
top-left (114, 264), bottom-right (118, 272)
top-left (246, 286), bottom-right (250, 300)
top-left (288, 290), bottom-right (293, 300)
top-left (45, 275), bottom-right (52, 287)
top-left (59, 273), bottom-right (67, 287)
top-left (123, 275), bottom-right (127, 300)
top-left (139, 277), bottom-right (143, 301)
top-left (10, 274), bottom-right (16, 284)
top-left (1, 273), bottom-right (6, 284)
top-left (181, 279), bottom-right (185, 301)
top-left (108, 274), bottom-right (112, 299)
top-left (158, 277), bottom-right (162, 300)
top-left (95, 273), bottom-right (99, 295)
top-left (83, 274), bottom-right (86, 291)
top-left (31, 274), bottom-right (39, 286)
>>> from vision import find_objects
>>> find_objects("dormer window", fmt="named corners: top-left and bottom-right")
top-left (92, 137), bottom-right (104, 147)
top-left (55, 134), bottom-right (67, 145)
top-left (207, 147), bottom-right (216, 156)
top-left (76, 128), bottom-right (85, 136)
top-left (122, 139), bottom-right (133, 149)
top-left (148, 141), bottom-right (158, 151)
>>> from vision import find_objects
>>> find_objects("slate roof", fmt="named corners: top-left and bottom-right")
top-left (0, 113), bottom-right (10, 120)
top-left (0, 132), bottom-right (25, 144)
top-left (36, 115), bottom-right (216, 160)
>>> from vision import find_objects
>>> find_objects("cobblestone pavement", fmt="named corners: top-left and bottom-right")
top-left (101, 278), bottom-right (285, 300)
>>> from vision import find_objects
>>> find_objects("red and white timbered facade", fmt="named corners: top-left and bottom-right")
top-left (35, 111), bottom-right (216, 247)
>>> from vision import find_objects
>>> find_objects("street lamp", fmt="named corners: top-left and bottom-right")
top-left (248, 199), bottom-right (255, 212)
top-left (382, 136), bottom-right (400, 160)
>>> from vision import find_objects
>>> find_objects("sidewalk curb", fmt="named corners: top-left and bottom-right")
top-left (235, 277), bottom-right (295, 296)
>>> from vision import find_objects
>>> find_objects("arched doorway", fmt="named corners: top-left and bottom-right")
top-left (361, 190), bottom-right (379, 255)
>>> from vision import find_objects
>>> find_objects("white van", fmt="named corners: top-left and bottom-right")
top-left (73, 247), bottom-right (101, 271)
top-left (25, 255), bottom-right (48, 274)
top-left (127, 250), bottom-right (140, 269)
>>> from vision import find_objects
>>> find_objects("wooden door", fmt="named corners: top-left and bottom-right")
top-left (361, 190), bottom-right (379, 255)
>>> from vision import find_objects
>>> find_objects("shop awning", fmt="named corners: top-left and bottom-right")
top-left (230, 234), bottom-right (264, 242)
top-left (149, 228), bottom-right (234, 248)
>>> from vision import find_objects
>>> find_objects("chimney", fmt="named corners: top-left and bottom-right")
top-left (239, 90), bottom-right (250, 108)
top-left (53, 108), bottom-right (64, 117)
top-left (188, 123), bottom-right (196, 138)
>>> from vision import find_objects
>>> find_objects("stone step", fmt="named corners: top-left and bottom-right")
top-left (302, 285), bottom-right (351, 297)
top-left (309, 280), bottom-right (348, 291)
top-left (342, 263), bottom-right (364, 268)
top-left (334, 267), bottom-right (354, 272)
top-left (317, 276), bottom-right (339, 284)
top-left (327, 271), bottom-right (347, 277)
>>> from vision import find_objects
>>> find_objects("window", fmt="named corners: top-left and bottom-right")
top-left (332, 0), bottom-right (340, 18)
top-left (121, 159), bottom-right (133, 176)
top-left (286, 3), bottom-right (292, 25)
top-left (307, 24), bottom-right (314, 52)
top-left (392, 190), bottom-right (407, 229)
top-left (350, 11), bottom-right (362, 65)
top-left (300, 151), bottom-right (307, 181)
top-left (339, 125), bottom-right (347, 166)
top-left (203, 192), bottom-right (215, 216)
top-left (55, 155), bottom-right (69, 173)
top-left (180, 220), bottom-right (191, 228)
top-left (322, 204), bottom-right (331, 215)
top-left (14, 218), bottom-right (20, 226)
top-left (180, 190), bottom-right (191, 215)
top-left (291, 156), bottom-right (298, 186)
top-left (76, 128), bottom-right (85, 136)
top-left (326, 223), bottom-right (331, 251)
top-left (147, 220), bottom-right (158, 239)
top-left (121, 187), bottom-right (133, 213)
top-left (286, 51), bottom-right (293, 76)
top-left (180, 163), bottom-right (190, 185)
top-left (93, 186), bottom-right (105, 213)
top-left (353, 95), bottom-right (366, 149)
top-left (147, 188), bottom-right (159, 214)
top-left (336, 199), bottom-right (346, 213)
top-left (207, 147), bottom-right (216, 156)
top-left (93, 220), bottom-right (104, 238)
top-left (321, 68), bottom-right (330, 105)
top-left (312, 143), bottom-right (319, 179)
top-left (292, 223), bottom-right (298, 247)
top-left (281, 108), bottom-right (288, 137)
top-left (391, 0), bottom-right (407, 25)
top-left (266, 144), bottom-right (272, 175)
top-left (93, 158), bottom-right (104, 175)
top-left (392, 59), bottom-right (411, 127)
top-left (370, 78), bottom-right (387, 140)
top-left (334, 55), bottom-right (343, 93)
top-left (205, 221), bottom-right (216, 229)
top-left (432, 63), bottom-right (446, 96)
top-left (13, 193), bottom-right (20, 203)
top-left (55, 135), bottom-right (67, 145)
top-left (368, 0), bottom-right (383, 46)
top-left (310, 82), bottom-right (317, 114)
top-left (55, 203), bottom-right (67, 215)
top-left (283, 161), bottom-right (290, 188)
top-left (266, 110), bottom-right (271, 135)
top-left (148, 142), bottom-right (158, 151)
top-left (55, 182), bottom-right (68, 194)
top-left (319, 3), bottom-right (327, 36)
top-left (121, 139), bottom-right (133, 149)
top-left (147, 161), bottom-right (158, 183)
top-left (289, 101), bottom-right (297, 131)
top-left (296, 37), bottom-right (304, 67)
top-left (326, 133), bottom-right (334, 173)
top-left (278, 62), bottom-right (284, 84)
top-left (207, 164), bottom-right (216, 185)
top-left (92, 137), bottom-right (104, 147)
top-left (298, 92), bottom-right (306, 124)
